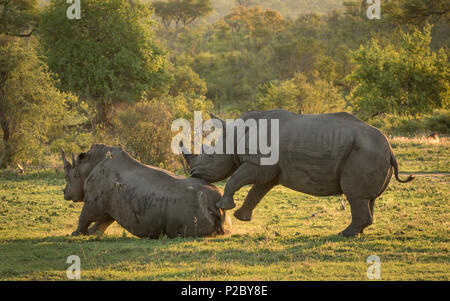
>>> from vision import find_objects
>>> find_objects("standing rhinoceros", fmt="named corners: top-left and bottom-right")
top-left (182, 109), bottom-right (414, 237)
top-left (62, 144), bottom-right (225, 238)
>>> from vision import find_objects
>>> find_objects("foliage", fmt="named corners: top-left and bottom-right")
top-left (167, 64), bottom-right (207, 97)
top-left (0, 0), bottom-right (38, 36)
top-left (153, 0), bottom-right (213, 31)
top-left (2, 0), bottom-right (449, 167)
top-left (384, 0), bottom-right (450, 25)
top-left (189, 6), bottom-right (287, 106)
top-left (349, 25), bottom-right (449, 119)
top-left (111, 101), bottom-right (175, 167)
top-left (369, 110), bottom-right (450, 137)
top-left (39, 0), bottom-right (168, 124)
top-left (108, 93), bottom-right (212, 168)
top-left (162, 94), bottom-right (213, 120)
top-left (206, 0), bottom-right (344, 22)
top-left (0, 35), bottom-right (75, 167)
top-left (256, 73), bottom-right (346, 114)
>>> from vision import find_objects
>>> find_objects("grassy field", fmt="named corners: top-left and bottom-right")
top-left (0, 137), bottom-right (448, 280)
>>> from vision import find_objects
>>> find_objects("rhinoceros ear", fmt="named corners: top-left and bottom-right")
top-left (61, 149), bottom-right (72, 171)
top-left (197, 191), bottom-right (215, 226)
top-left (209, 113), bottom-right (225, 125)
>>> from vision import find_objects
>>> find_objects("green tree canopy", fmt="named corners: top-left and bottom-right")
top-left (153, 0), bottom-right (213, 31)
top-left (0, 36), bottom-right (71, 167)
top-left (349, 25), bottom-right (449, 119)
top-left (385, 0), bottom-right (450, 25)
top-left (0, 0), bottom-right (38, 36)
top-left (40, 0), bottom-right (168, 125)
top-left (256, 73), bottom-right (345, 114)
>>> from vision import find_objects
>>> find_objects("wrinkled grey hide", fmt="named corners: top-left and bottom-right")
top-left (62, 144), bottom-right (225, 238)
top-left (183, 110), bottom-right (414, 237)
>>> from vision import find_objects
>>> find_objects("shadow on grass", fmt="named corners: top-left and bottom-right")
top-left (0, 230), bottom-right (447, 280)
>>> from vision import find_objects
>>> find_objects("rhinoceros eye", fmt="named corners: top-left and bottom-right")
top-left (78, 153), bottom-right (86, 160)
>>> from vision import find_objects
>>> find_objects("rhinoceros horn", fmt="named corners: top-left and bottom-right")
top-left (180, 141), bottom-right (196, 166)
top-left (61, 149), bottom-right (72, 171)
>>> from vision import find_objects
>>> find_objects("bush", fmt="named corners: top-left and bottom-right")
top-left (368, 110), bottom-right (450, 136)
top-left (349, 25), bottom-right (449, 119)
top-left (256, 73), bottom-right (346, 114)
top-left (111, 101), bottom-right (175, 168)
top-left (423, 110), bottom-right (450, 134)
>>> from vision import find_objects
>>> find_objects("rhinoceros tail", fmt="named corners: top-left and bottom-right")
top-left (390, 151), bottom-right (415, 183)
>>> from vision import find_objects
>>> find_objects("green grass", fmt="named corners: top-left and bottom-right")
top-left (0, 138), bottom-right (448, 280)
top-left (390, 137), bottom-right (450, 173)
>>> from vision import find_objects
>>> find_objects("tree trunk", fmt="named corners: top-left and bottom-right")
top-left (95, 100), bottom-right (112, 128)
top-left (0, 71), bottom-right (11, 168)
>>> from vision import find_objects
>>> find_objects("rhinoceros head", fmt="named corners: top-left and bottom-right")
top-left (61, 144), bottom-right (121, 202)
top-left (61, 149), bottom-right (85, 202)
top-left (182, 114), bottom-right (238, 183)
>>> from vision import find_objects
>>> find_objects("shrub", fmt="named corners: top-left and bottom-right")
top-left (368, 110), bottom-right (450, 136)
top-left (111, 101), bottom-right (175, 168)
top-left (256, 73), bottom-right (346, 114)
top-left (349, 25), bottom-right (449, 119)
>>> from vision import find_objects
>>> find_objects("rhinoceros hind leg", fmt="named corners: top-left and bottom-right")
top-left (339, 197), bottom-right (373, 237)
top-left (358, 198), bottom-right (376, 234)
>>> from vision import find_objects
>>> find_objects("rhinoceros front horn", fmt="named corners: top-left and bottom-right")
top-left (180, 142), bottom-right (196, 166)
top-left (183, 153), bottom-right (196, 167)
top-left (61, 149), bottom-right (72, 171)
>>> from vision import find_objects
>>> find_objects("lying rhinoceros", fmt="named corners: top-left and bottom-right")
top-left (62, 144), bottom-right (225, 238)
top-left (183, 110), bottom-right (414, 237)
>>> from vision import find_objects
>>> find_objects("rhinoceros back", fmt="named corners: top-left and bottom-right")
top-left (276, 112), bottom-right (376, 196)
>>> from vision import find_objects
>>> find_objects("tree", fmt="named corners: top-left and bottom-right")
top-left (0, 36), bottom-right (71, 168)
top-left (0, 0), bottom-right (50, 168)
top-left (189, 6), bottom-right (286, 107)
top-left (220, 5), bottom-right (286, 51)
top-left (348, 25), bottom-right (449, 119)
top-left (153, 0), bottom-right (213, 32)
top-left (256, 73), bottom-right (345, 114)
top-left (40, 0), bottom-right (168, 126)
top-left (167, 64), bottom-right (207, 97)
top-left (111, 101), bottom-right (174, 167)
top-left (0, 0), bottom-right (38, 36)
top-left (385, 0), bottom-right (450, 25)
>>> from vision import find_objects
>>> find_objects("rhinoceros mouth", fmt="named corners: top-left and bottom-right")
top-left (210, 207), bottom-right (225, 235)
top-left (190, 168), bottom-right (202, 178)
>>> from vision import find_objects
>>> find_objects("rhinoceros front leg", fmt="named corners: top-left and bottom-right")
top-left (216, 163), bottom-right (279, 210)
top-left (234, 181), bottom-right (277, 221)
top-left (72, 203), bottom-right (109, 236)
top-left (87, 219), bottom-right (114, 236)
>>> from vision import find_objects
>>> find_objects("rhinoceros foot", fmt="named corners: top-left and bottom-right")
top-left (71, 229), bottom-right (81, 236)
top-left (234, 208), bottom-right (252, 221)
top-left (338, 226), bottom-right (361, 237)
top-left (216, 196), bottom-right (236, 210)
